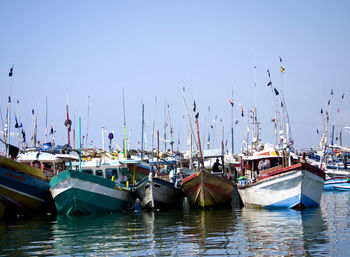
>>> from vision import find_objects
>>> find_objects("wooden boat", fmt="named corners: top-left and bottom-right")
top-left (49, 168), bottom-right (134, 215)
top-left (135, 173), bottom-right (183, 210)
top-left (333, 185), bottom-right (350, 191)
top-left (324, 177), bottom-right (350, 191)
top-left (0, 155), bottom-right (53, 218)
top-left (180, 169), bottom-right (235, 208)
top-left (237, 161), bottom-right (325, 209)
top-left (0, 150), bottom-right (77, 218)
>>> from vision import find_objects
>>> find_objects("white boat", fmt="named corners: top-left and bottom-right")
top-left (237, 150), bottom-right (325, 209)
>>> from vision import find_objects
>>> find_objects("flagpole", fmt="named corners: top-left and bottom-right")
top-left (7, 66), bottom-right (14, 157)
top-left (66, 90), bottom-right (71, 146)
top-left (122, 89), bottom-right (127, 158)
top-left (231, 88), bottom-right (234, 154)
top-left (45, 96), bottom-right (48, 143)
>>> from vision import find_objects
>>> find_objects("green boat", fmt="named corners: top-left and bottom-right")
top-left (49, 167), bottom-right (134, 215)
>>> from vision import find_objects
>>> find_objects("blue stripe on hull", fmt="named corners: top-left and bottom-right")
top-left (265, 194), bottom-right (319, 209)
top-left (0, 167), bottom-right (51, 201)
top-left (0, 167), bottom-right (50, 201)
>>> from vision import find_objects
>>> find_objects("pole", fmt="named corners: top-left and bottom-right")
top-left (141, 103), bottom-right (144, 160)
top-left (122, 89), bottom-right (127, 158)
top-left (79, 117), bottom-right (82, 171)
top-left (157, 130), bottom-right (160, 174)
top-left (231, 88), bottom-right (234, 154)
top-left (45, 96), bottom-right (48, 143)
top-left (101, 127), bottom-right (105, 151)
top-left (66, 90), bottom-right (70, 145)
top-left (195, 117), bottom-right (204, 168)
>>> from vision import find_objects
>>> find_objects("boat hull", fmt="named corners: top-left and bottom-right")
top-left (0, 156), bottom-right (54, 218)
top-left (238, 163), bottom-right (325, 209)
top-left (49, 170), bottom-right (134, 215)
top-left (324, 177), bottom-right (350, 191)
top-left (135, 177), bottom-right (183, 209)
top-left (181, 171), bottom-right (235, 208)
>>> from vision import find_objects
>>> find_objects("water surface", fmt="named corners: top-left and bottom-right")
top-left (1, 191), bottom-right (350, 256)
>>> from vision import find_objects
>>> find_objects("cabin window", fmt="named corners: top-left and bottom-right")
top-left (106, 168), bottom-right (118, 180)
top-left (96, 170), bottom-right (103, 177)
top-left (32, 160), bottom-right (41, 169)
top-left (56, 162), bottom-right (64, 171)
top-left (82, 169), bottom-right (93, 174)
top-left (43, 162), bottom-right (53, 171)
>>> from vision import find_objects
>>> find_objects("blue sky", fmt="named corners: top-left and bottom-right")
top-left (1, 1), bottom-right (349, 154)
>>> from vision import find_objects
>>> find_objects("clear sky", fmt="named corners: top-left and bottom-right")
top-left (1, 0), bottom-right (349, 154)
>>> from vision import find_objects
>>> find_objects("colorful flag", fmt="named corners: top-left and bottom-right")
top-left (280, 66), bottom-right (285, 73)
top-left (228, 99), bottom-right (233, 106)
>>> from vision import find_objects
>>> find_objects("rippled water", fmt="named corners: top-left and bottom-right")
top-left (1, 192), bottom-right (350, 256)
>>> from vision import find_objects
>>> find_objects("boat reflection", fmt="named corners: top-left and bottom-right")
top-left (239, 207), bottom-right (328, 256)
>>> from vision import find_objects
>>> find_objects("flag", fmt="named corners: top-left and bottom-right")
top-left (193, 101), bottom-right (196, 112)
top-left (267, 81), bottom-right (272, 87)
top-left (321, 108), bottom-right (323, 114)
top-left (239, 104), bottom-right (244, 117)
top-left (274, 88), bottom-right (279, 95)
top-left (267, 69), bottom-right (271, 78)
top-left (195, 112), bottom-right (199, 119)
top-left (8, 96), bottom-right (11, 103)
top-left (328, 99), bottom-right (330, 105)
top-left (281, 101), bottom-right (284, 108)
top-left (342, 93), bottom-right (345, 99)
top-left (280, 66), bottom-right (285, 73)
top-left (317, 129), bottom-right (319, 134)
top-left (228, 99), bottom-right (233, 106)
top-left (331, 89), bottom-right (334, 95)
top-left (50, 124), bottom-right (55, 134)
top-left (9, 66), bottom-right (13, 77)
top-left (279, 56), bottom-right (282, 62)
top-left (14, 115), bottom-right (22, 128)
top-left (235, 120), bottom-right (239, 124)
top-left (21, 129), bottom-right (26, 142)
top-left (32, 109), bottom-right (34, 115)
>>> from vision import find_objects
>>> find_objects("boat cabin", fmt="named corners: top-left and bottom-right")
top-left (17, 151), bottom-right (79, 178)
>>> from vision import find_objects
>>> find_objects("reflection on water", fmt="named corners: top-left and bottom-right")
top-left (238, 207), bottom-right (328, 256)
top-left (1, 192), bottom-right (350, 256)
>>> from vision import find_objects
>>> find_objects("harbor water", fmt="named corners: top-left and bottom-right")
top-left (1, 191), bottom-right (350, 256)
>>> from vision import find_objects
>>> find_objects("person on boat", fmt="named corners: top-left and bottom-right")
top-left (212, 159), bottom-right (221, 173)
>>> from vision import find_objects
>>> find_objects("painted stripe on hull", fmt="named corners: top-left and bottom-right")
top-left (238, 169), bottom-right (324, 208)
top-left (0, 163), bottom-right (52, 215)
top-left (52, 187), bottom-right (131, 215)
top-left (51, 176), bottom-right (133, 215)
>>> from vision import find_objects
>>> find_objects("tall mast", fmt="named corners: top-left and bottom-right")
top-left (231, 88), bottom-right (234, 154)
top-left (86, 95), bottom-right (90, 148)
top-left (122, 89), bottom-right (127, 158)
top-left (66, 90), bottom-right (71, 145)
top-left (44, 96), bottom-right (48, 143)
top-left (6, 65), bottom-right (14, 156)
top-left (141, 102), bottom-right (145, 160)
top-left (279, 57), bottom-right (292, 146)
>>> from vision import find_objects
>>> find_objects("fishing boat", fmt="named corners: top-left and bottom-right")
top-left (324, 177), bottom-right (350, 191)
top-left (0, 155), bottom-right (53, 218)
top-left (135, 173), bottom-right (183, 210)
top-left (333, 185), bottom-right (350, 191)
top-left (49, 158), bottom-right (134, 215)
top-left (181, 169), bottom-right (235, 208)
top-left (0, 149), bottom-right (76, 218)
top-left (237, 151), bottom-right (325, 209)
top-left (134, 159), bottom-right (183, 210)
